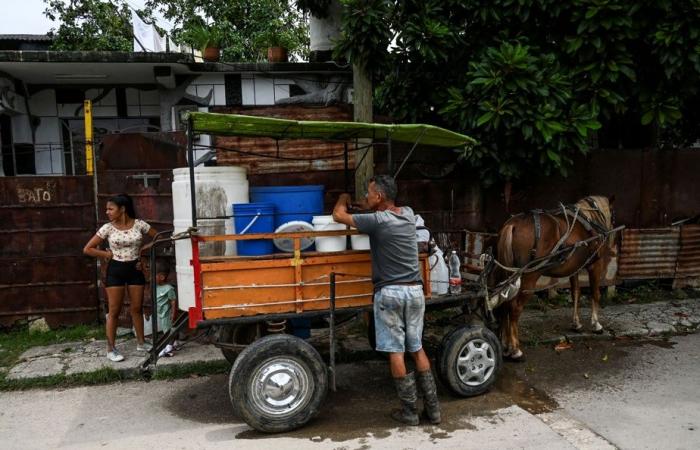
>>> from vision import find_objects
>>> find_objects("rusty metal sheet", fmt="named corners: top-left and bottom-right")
top-left (99, 132), bottom-right (186, 170)
top-left (0, 176), bottom-right (98, 327)
top-left (212, 105), bottom-right (354, 174)
top-left (617, 228), bottom-right (680, 279)
top-left (673, 224), bottom-right (700, 288)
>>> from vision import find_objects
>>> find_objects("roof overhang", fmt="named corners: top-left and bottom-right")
top-left (0, 51), bottom-right (350, 86)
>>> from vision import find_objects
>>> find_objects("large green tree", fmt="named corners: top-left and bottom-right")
top-left (144, 0), bottom-right (309, 61)
top-left (333, 0), bottom-right (700, 184)
top-left (44, 0), bottom-right (134, 51)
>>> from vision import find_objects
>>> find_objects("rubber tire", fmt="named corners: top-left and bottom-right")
top-left (437, 325), bottom-right (502, 397)
top-left (228, 334), bottom-right (328, 433)
top-left (219, 324), bottom-right (259, 365)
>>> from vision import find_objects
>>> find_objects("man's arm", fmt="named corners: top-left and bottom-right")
top-left (332, 193), bottom-right (356, 227)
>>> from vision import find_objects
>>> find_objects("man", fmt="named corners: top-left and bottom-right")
top-left (333, 175), bottom-right (441, 426)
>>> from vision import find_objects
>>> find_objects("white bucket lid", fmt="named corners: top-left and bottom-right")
top-left (274, 221), bottom-right (315, 252)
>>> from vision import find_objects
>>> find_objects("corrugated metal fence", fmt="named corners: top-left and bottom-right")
top-left (0, 176), bottom-right (98, 327)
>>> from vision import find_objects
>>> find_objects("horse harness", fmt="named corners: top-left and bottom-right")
top-left (523, 197), bottom-right (610, 268)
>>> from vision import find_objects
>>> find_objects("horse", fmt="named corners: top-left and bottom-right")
top-left (492, 195), bottom-right (616, 361)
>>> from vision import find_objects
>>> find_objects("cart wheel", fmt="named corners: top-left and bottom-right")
top-left (437, 325), bottom-right (501, 397)
top-left (228, 334), bottom-right (328, 433)
top-left (219, 324), bottom-right (259, 365)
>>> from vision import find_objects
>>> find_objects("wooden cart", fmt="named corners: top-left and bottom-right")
top-left (145, 113), bottom-right (502, 433)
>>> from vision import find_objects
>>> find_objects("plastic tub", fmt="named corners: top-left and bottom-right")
top-left (350, 233), bottom-right (371, 250)
top-left (312, 215), bottom-right (347, 252)
top-left (273, 221), bottom-right (315, 253)
top-left (233, 203), bottom-right (275, 256)
top-left (250, 185), bottom-right (324, 227)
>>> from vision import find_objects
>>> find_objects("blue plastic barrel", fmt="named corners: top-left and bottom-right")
top-left (250, 185), bottom-right (325, 227)
top-left (232, 203), bottom-right (276, 256)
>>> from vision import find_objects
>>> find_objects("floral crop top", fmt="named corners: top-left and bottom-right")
top-left (96, 219), bottom-right (151, 262)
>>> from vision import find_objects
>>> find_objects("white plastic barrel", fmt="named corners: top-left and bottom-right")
top-left (172, 167), bottom-right (249, 310)
top-left (312, 215), bottom-right (346, 252)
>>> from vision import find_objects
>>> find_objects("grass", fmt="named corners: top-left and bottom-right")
top-left (0, 324), bottom-right (105, 371)
top-left (0, 323), bottom-right (234, 391)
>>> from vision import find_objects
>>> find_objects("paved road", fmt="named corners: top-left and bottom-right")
top-left (1, 334), bottom-right (699, 449)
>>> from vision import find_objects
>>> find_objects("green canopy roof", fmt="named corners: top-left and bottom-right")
top-left (189, 112), bottom-right (476, 148)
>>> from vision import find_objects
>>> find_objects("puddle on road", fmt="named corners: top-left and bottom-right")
top-left (495, 367), bottom-right (558, 414)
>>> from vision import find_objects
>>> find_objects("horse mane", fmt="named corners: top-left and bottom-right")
top-left (575, 195), bottom-right (614, 247)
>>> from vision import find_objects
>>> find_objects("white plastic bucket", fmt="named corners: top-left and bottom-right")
top-left (312, 215), bottom-right (346, 252)
top-left (172, 167), bottom-right (249, 310)
top-left (350, 232), bottom-right (370, 250)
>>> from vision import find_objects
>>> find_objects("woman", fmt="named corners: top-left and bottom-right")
top-left (84, 194), bottom-right (157, 362)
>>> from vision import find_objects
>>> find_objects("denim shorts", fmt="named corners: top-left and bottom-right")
top-left (373, 284), bottom-right (425, 353)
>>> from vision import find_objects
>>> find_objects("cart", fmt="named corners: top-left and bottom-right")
top-left (144, 113), bottom-right (502, 433)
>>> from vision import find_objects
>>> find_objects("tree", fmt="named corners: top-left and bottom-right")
top-left (334, 0), bottom-right (700, 185)
top-left (145, 0), bottom-right (309, 62)
top-left (44, 0), bottom-right (134, 52)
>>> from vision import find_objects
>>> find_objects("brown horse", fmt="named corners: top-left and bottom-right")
top-left (493, 196), bottom-right (616, 361)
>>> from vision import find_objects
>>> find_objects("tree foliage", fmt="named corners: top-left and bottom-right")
top-left (44, 0), bottom-right (133, 51)
top-left (335, 0), bottom-right (700, 184)
top-left (144, 0), bottom-right (309, 62)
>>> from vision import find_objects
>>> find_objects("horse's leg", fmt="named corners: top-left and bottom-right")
top-left (588, 259), bottom-right (605, 333)
top-left (570, 275), bottom-right (583, 331)
top-left (505, 275), bottom-right (537, 361)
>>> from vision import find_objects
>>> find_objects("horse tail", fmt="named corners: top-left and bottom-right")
top-left (498, 223), bottom-right (515, 267)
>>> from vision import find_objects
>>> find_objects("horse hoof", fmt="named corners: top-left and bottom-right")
top-left (503, 349), bottom-right (526, 363)
top-left (593, 326), bottom-right (605, 334)
top-left (571, 324), bottom-right (584, 333)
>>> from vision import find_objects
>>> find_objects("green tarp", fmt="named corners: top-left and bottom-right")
top-left (188, 112), bottom-right (476, 148)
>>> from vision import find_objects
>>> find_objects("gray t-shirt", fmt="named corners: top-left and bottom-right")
top-left (353, 206), bottom-right (422, 290)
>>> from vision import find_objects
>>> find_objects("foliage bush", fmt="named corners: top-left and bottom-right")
top-left (334, 0), bottom-right (700, 184)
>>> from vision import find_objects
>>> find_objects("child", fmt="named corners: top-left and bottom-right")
top-left (154, 259), bottom-right (178, 357)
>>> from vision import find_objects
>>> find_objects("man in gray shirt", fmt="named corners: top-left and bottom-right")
top-left (333, 175), bottom-right (441, 425)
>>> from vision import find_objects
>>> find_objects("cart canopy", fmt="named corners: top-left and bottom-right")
top-left (188, 112), bottom-right (476, 148)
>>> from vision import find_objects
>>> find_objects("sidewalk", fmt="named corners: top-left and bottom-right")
top-left (5, 298), bottom-right (699, 383)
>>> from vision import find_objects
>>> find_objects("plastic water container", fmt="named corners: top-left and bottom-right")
top-left (233, 203), bottom-right (275, 256)
top-left (430, 247), bottom-right (449, 295)
top-left (350, 233), bottom-right (370, 250)
top-left (250, 185), bottom-right (324, 227)
top-left (312, 215), bottom-right (346, 252)
top-left (172, 167), bottom-right (249, 310)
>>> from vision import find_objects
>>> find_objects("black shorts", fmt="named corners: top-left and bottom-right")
top-left (105, 260), bottom-right (145, 287)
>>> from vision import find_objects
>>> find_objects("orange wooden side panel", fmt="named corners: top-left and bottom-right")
top-left (200, 252), bottom-right (431, 320)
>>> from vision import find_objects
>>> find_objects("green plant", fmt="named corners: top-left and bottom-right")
top-left (181, 23), bottom-right (224, 51)
top-left (333, 0), bottom-right (700, 185)
top-left (253, 19), bottom-right (300, 53)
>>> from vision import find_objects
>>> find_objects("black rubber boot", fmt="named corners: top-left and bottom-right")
top-left (417, 370), bottom-right (442, 424)
top-left (391, 372), bottom-right (420, 426)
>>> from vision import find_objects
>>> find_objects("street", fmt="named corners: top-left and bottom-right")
top-left (1, 333), bottom-right (698, 450)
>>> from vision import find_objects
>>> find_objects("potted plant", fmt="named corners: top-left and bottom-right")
top-left (254, 21), bottom-right (299, 62)
top-left (184, 24), bottom-right (224, 62)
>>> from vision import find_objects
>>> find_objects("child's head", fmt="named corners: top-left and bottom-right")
top-left (155, 258), bottom-right (170, 284)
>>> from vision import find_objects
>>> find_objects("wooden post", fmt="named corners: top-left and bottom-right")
top-left (84, 100), bottom-right (94, 175)
top-left (353, 61), bottom-right (373, 199)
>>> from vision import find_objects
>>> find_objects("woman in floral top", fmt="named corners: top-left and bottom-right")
top-left (84, 194), bottom-right (157, 362)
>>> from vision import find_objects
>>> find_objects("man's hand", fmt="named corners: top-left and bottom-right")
top-left (332, 193), bottom-right (357, 227)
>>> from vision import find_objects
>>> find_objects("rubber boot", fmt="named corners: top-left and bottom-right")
top-left (391, 372), bottom-right (420, 426)
top-left (417, 370), bottom-right (442, 424)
